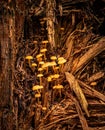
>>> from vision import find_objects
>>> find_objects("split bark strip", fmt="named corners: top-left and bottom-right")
top-left (46, 0), bottom-right (56, 49)
top-left (65, 72), bottom-right (90, 117)
top-left (78, 80), bottom-right (105, 102)
top-left (68, 94), bottom-right (89, 130)
top-left (64, 34), bottom-right (74, 60)
top-left (72, 37), bottom-right (105, 74)
top-left (88, 71), bottom-right (104, 82)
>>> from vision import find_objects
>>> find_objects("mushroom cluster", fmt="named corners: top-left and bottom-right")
top-left (25, 40), bottom-right (67, 111)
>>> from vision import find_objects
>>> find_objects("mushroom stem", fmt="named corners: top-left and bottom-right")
top-left (39, 77), bottom-right (42, 85)
top-left (43, 53), bottom-right (46, 61)
top-left (28, 60), bottom-right (31, 67)
top-left (43, 92), bottom-right (48, 108)
top-left (59, 89), bottom-right (62, 98)
top-left (52, 66), bottom-right (55, 73)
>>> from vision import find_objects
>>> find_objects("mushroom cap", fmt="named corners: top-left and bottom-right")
top-left (42, 62), bottom-right (51, 68)
top-left (90, 82), bottom-right (97, 86)
top-left (25, 56), bottom-right (33, 60)
top-left (40, 48), bottom-right (47, 53)
top-left (53, 74), bottom-right (60, 79)
top-left (32, 63), bottom-right (37, 67)
top-left (32, 85), bottom-right (43, 90)
top-left (60, 27), bottom-right (64, 31)
top-left (39, 61), bottom-right (44, 65)
top-left (38, 68), bottom-right (43, 71)
top-left (33, 40), bottom-right (38, 44)
top-left (35, 93), bottom-right (41, 98)
top-left (42, 40), bottom-right (49, 44)
top-left (58, 57), bottom-right (64, 61)
top-left (50, 56), bottom-right (57, 60)
top-left (47, 76), bottom-right (52, 82)
top-left (58, 59), bottom-right (67, 65)
top-left (53, 84), bottom-right (63, 89)
top-left (36, 54), bottom-right (43, 59)
top-left (37, 73), bottom-right (43, 77)
top-left (49, 61), bottom-right (57, 66)
top-left (42, 107), bottom-right (47, 111)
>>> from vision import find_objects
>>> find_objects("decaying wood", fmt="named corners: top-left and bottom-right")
top-left (0, 0), bottom-right (105, 130)
top-left (46, 0), bottom-right (56, 49)
top-left (78, 80), bottom-right (105, 102)
top-left (88, 71), bottom-right (104, 82)
top-left (69, 94), bottom-right (89, 130)
top-left (65, 72), bottom-right (90, 117)
top-left (72, 37), bottom-right (105, 74)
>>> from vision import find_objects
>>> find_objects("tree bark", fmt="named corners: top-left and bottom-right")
top-left (0, 1), bottom-right (16, 129)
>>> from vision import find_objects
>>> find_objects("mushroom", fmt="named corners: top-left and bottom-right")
top-left (33, 40), bottom-right (38, 48)
top-left (49, 61), bottom-right (57, 73)
top-left (54, 66), bottom-right (59, 73)
top-left (42, 62), bottom-right (51, 73)
top-left (58, 57), bottom-right (65, 61)
top-left (32, 85), bottom-right (43, 96)
top-left (60, 27), bottom-right (64, 31)
top-left (38, 67), bottom-right (43, 73)
top-left (50, 56), bottom-right (57, 61)
top-left (25, 55), bottom-right (33, 67)
top-left (90, 82), bottom-right (97, 86)
top-left (47, 75), bottom-right (53, 82)
top-left (42, 40), bottom-right (49, 48)
top-left (32, 85), bottom-right (43, 91)
top-left (37, 73), bottom-right (43, 85)
top-left (53, 74), bottom-right (60, 85)
top-left (58, 58), bottom-right (67, 71)
top-left (36, 53), bottom-right (43, 62)
top-left (35, 93), bottom-right (41, 103)
top-left (42, 107), bottom-right (47, 111)
top-left (53, 84), bottom-right (63, 97)
top-left (53, 74), bottom-right (60, 79)
top-left (31, 63), bottom-right (37, 71)
top-left (38, 61), bottom-right (44, 68)
top-left (40, 48), bottom-right (47, 61)
top-left (39, 61), bottom-right (44, 65)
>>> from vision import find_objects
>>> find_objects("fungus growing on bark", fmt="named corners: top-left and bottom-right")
top-left (25, 56), bottom-right (33, 66)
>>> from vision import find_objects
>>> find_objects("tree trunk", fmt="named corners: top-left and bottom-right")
top-left (0, 1), bottom-right (15, 129)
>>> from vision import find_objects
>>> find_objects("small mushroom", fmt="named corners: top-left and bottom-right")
top-left (37, 73), bottom-right (43, 85)
top-left (60, 27), bottom-right (64, 31)
top-left (31, 63), bottom-right (37, 71)
top-left (54, 66), bottom-right (59, 73)
top-left (33, 40), bottom-right (38, 48)
top-left (35, 93), bottom-right (41, 103)
top-left (40, 48), bottom-right (47, 61)
top-left (58, 57), bottom-right (64, 61)
top-left (32, 85), bottom-right (43, 96)
top-left (42, 62), bottom-right (51, 73)
top-left (50, 56), bottom-right (57, 61)
top-left (42, 107), bottom-right (47, 111)
top-left (32, 85), bottom-right (43, 91)
top-left (53, 84), bottom-right (63, 97)
top-left (42, 40), bottom-right (49, 48)
top-left (47, 76), bottom-right (52, 82)
top-left (38, 67), bottom-right (43, 73)
top-left (25, 56), bottom-right (33, 67)
top-left (36, 53), bottom-right (43, 62)
top-left (90, 82), bottom-right (97, 86)
top-left (49, 61), bottom-right (57, 73)
top-left (53, 74), bottom-right (60, 85)
top-left (58, 58), bottom-right (66, 71)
